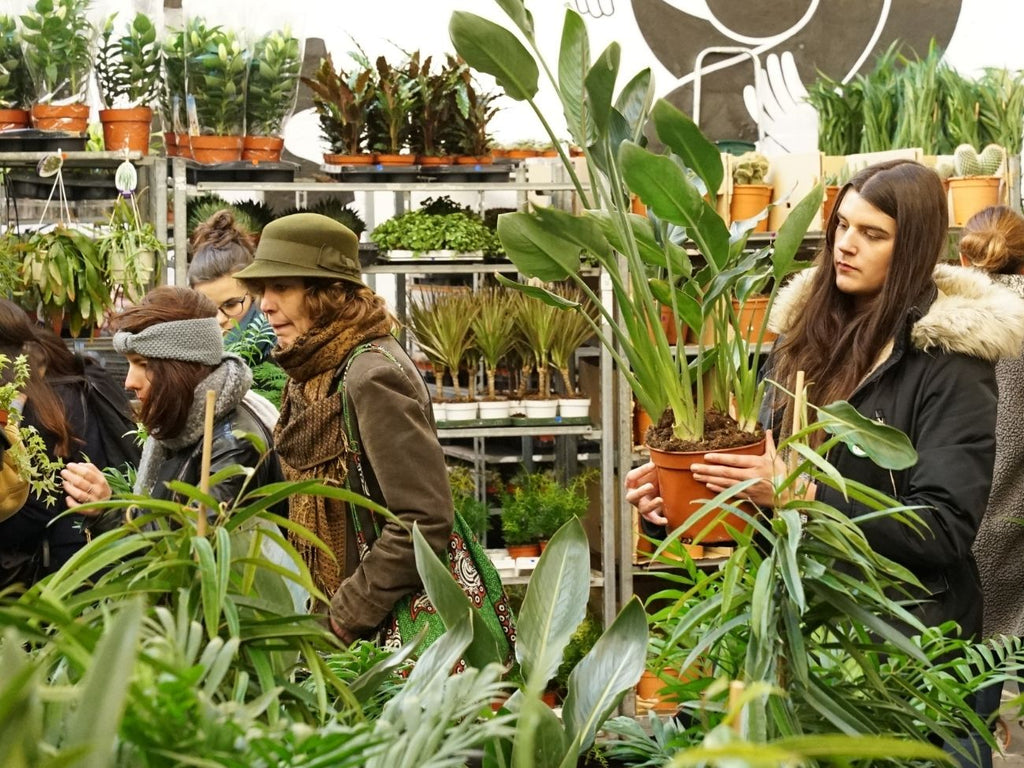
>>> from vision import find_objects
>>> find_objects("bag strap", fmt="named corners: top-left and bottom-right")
top-left (338, 342), bottom-right (403, 547)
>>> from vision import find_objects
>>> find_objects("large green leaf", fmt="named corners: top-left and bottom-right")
top-left (516, 518), bottom-right (590, 687)
top-left (563, 597), bottom-right (648, 751)
top-left (614, 68), bottom-right (654, 144)
top-left (497, 211), bottom-right (587, 280)
top-left (558, 9), bottom-right (590, 147)
top-left (412, 523), bottom-right (503, 669)
top-left (817, 400), bottom-right (919, 469)
top-left (771, 183), bottom-right (822, 282)
top-left (64, 599), bottom-right (143, 768)
top-left (403, 610), bottom-right (475, 697)
top-left (450, 12), bottom-right (538, 101)
top-left (584, 42), bottom-right (619, 134)
top-left (652, 99), bottom-right (723, 196)
top-left (494, 0), bottom-right (535, 38)
top-left (513, 697), bottom-right (568, 768)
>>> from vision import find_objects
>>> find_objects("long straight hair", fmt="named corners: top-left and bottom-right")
top-left (770, 160), bottom-right (948, 436)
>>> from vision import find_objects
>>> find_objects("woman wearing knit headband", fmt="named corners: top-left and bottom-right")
top-left (60, 286), bottom-right (284, 523)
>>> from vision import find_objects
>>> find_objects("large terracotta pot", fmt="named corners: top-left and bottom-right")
top-left (189, 134), bottom-right (243, 164)
top-left (30, 102), bottom-right (90, 133)
top-left (99, 106), bottom-right (153, 155)
top-left (949, 176), bottom-right (1002, 226)
top-left (0, 108), bottom-right (30, 132)
top-left (241, 135), bottom-right (284, 163)
top-left (729, 184), bottom-right (773, 233)
top-left (647, 437), bottom-right (766, 543)
top-left (732, 295), bottom-right (777, 343)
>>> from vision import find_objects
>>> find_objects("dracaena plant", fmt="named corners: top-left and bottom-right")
top-left (449, 2), bottom-right (821, 446)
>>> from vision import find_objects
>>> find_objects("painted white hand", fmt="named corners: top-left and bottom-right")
top-left (743, 51), bottom-right (818, 154)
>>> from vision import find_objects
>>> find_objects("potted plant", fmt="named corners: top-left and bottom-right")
top-left (534, 468), bottom-right (594, 544)
top-left (19, 0), bottom-right (96, 133)
top-left (243, 27), bottom-right (302, 162)
top-left (369, 195), bottom-right (501, 259)
top-left (364, 52), bottom-right (418, 163)
top-left (512, 289), bottom-right (559, 418)
top-left (448, 68), bottom-right (499, 163)
top-left (301, 52), bottom-right (376, 164)
top-left (183, 17), bottom-right (248, 163)
top-left (546, 284), bottom-right (598, 418)
top-left (160, 25), bottom-right (188, 156)
top-left (499, 468), bottom-right (546, 557)
top-left (95, 12), bottom-right (162, 155)
top-left (469, 287), bottom-right (516, 420)
top-left (96, 192), bottom-right (165, 304)
top-left (949, 142), bottom-right (1006, 226)
top-left (407, 51), bottom-right (464, 163)
top-left (0, 15), bottom-right (32, 130)
top-left (448, 463), bottom-right (490, 542)
top-left (729, 150), bottom-right (772, 233)
top-left (451, 4), bottom-right (821, 539)
top-left (408, 290), bottom-right (478, 419)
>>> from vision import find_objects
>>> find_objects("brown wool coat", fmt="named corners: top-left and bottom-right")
top-left (330, 335), bottom-right (454, 639)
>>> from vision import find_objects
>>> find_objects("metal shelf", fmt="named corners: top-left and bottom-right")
top-left (438, 424), bottom-right (600, 439)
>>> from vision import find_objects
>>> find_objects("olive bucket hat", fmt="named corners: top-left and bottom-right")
top-left (234, 212), bottom-right (363, 285)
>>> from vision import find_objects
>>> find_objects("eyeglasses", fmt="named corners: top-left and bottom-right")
top-left (216, 294), bottom-right (250, 318)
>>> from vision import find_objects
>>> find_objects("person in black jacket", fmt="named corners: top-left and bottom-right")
top-left (61, 286), bottom-right (284, 523)
top-left (0, 298), bottom-right (136, 585)
top-left (626, 160), bottom-right (1024, 767)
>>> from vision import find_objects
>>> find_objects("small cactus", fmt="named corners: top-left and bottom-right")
top-left (934, 160), bottom-right (955, 181)
top-left (732, 151), bottom-right (769, 185)
top-left (953, 143), bottom-right (1005, 177)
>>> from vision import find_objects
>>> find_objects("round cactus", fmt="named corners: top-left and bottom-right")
top-left (732, 151), bottom-right (769, 185)
top-left (953, 143), bottom-right (1005, 177)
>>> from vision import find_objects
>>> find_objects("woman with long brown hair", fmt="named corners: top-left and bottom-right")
top-left (0, 298), bottom-right (135, 584)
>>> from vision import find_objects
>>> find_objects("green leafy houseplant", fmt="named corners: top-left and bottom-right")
top-left (533, 468), bottom-right (595, 541)
top-left (96, 194), bottom-right (166, 304)
top-left (450, 3), bottom-right (820, 451)
top-left (184, 17), bottom-right (248, 135)
top-left (95, 12), bottom-right (161, 110)
top-left (448, 67), bottom-right (500, 158)
top-left (245, 27), bottom-right (302, 137)
top-left (301, 52), bottom-right (376, 158)
top-left (365, 53), bottom-right (418, 156)
top-left (369, 196), bottom-right (502, 256)
top-left (448, 463), bottom-right (490, 540)
top-left (406, 51), bottom-right (465, 159)
top-left (0, 353), bottom-right (64, 503)
top-left (470, 287), bottom-right (517, 400)
top-left (0, 15), bottom-right (32, 111)
top-left (499, 468), bottom-right (547, 547)
top-left (19, 0), bottom-right (95, 105)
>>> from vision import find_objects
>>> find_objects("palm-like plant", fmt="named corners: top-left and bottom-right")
top-left (470, 287), bottom-right (517, 400)
top-left (514, 290), bottom-right (560, 399)
top-left (547, 285), bottom-right (597, 396)
top-left (409, 292), bottom-right (478, 400)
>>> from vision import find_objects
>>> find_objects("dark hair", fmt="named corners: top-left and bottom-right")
top-left (186, 210), bottom-right (256, 287)
top-left (772, 160), bottom-right (948, 437)
top-left (959, 205), bottom-right (1024, 275)
top-left (0, 299), bottom-right (81, 456)
top-left (112, 286), bottom-right (218, 440)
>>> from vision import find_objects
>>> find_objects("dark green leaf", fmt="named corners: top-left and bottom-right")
top-left (450, 12), bottom-right (538, 101)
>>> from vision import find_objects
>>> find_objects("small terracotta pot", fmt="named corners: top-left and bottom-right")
top-left (454, 154), bottom-right (494, 165)
top-left (647, 437), bottom-right (766, 543)
top-left (241, 135), bottom-right (284, 163)
top-left (163, 131), bottom-right (177, 157)
top-left (176, 132), bottom-right (194, 159)
top-left (30, 102), bottom-right (90, 133)
top-left (99, 106), bottom-right (153, 155)
top-left (822, 184), bottom-right (840, 225)
top-left (189, 134), bottom-right (243, 164)
top-left (730, 184), bottom-right (773, 233)
top-left (416, 154), bottom-right (453, 165)
top-left (507, 542), bottom-right (541, 559)
top-left (376, 152), bottom-right (416, 165)
top-left (323, 152), bottom-right (376, 166)
top-left (0, 108), bottom-right (30, 132)
top-left (949, 176), bottom-right (1002, 227)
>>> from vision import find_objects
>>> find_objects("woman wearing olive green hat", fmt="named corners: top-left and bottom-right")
top-left (235, 212), bottom-right (455, 645)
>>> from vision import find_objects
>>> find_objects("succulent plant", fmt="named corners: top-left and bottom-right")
top-left (934, 160), bottom-right (955, 181)
top-left (953, 143), bottom-right (1006, 177)
top-left (731, 151), bottom-right (770, 185)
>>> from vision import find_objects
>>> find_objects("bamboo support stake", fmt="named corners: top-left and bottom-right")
top-left (789, 370), bottom-right (806, 474)
top-left (728, 679), bottom-right (746, 735)
top-left (197, 389), bottom-right (217, 537)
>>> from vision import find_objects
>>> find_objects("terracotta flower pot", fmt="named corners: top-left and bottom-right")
top-left (323, 152), bottom-right (376, 166)
top-left (0, 108), bottom-right (30, 132)
top-left (729, 184), bottom-right (773, 233)
top-left (454, 154), bottom-right (494, 165)
top-left (416, 154), bottom-right (453, 165)
top-left (732, 295), bottom-right (777, 343)
top-left (376, 152), bottom-right (416, 165)
top-left (176, 132), bottom-right (194, 159)
top-left (30, 102), bottom-right (90, 133)
top-left (949, 176), bottom-right (1002, 226)
top-left (647, 437), bottom-right (766, 543)
top-left (822, 184), bottom-right (840, 225)
top-left (189, 134), bottom-right (243, 165)
top-left (163, 131), bottom-right (178, 157)
top-left (507, 542), bottom-right (541, 559)
top-left (242, 135), bottom-right (284, 163)
top-left (99, 106), bottom-right (153, 155)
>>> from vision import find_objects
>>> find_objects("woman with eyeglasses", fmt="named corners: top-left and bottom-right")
top-left (187, 210), bottom-right (274, 364)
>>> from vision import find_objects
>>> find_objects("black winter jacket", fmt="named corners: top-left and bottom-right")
top-left (763, 264), bottom-right (1024, 639)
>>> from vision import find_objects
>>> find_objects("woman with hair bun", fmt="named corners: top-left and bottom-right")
top-left (187, 210), bottom-right (274, 364)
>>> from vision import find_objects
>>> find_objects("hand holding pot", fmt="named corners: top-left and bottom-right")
top-left (625, 461), bottom-right (667, 525)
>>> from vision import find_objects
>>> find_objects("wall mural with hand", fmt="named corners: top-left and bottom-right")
top-left (630, 0), bottom-right (962, 153)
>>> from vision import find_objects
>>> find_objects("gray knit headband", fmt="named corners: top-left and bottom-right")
top-left (113, 318), bottom-right (225, 366)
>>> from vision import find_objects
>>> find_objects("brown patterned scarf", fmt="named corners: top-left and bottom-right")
top-left (272, 306), bottom-right (393, 600)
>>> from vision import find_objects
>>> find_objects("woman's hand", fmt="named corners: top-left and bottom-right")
top-left (61, 461), bottom-right (112, 513)
top-left (691, 430), bottom-right (800, 508)
top-left (625, 461), bottom-right (668, 525)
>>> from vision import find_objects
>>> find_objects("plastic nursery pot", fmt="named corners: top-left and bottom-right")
top-left (647, 437), bottom-right (767, 544)
top-left (729, 184), bottom-right (773, 233)
top-left (30, 102), bottom-right (90, 134)
top-left (507, 542), bottom-right (541, 559)
top-left (241, 135), bottom-right (284, 163)
top-left (0, 108), bottom-right (30, 132)
top-left (732, 295), bottom-right (777, 343)
top-left (949, 176), bottom-right (1002, 226)
top-left (99, 107), bottom-right (153, 155)
top-left (189, 135), bottom-right (244, 164)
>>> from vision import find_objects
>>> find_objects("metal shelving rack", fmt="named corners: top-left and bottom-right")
top-left (169, 158), bottom-right (618, 625)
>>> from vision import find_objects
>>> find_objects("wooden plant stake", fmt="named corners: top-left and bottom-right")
top-left (197, 389), bottom-right (217, 537)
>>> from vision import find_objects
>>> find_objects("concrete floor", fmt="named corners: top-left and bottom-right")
top-left (993, 692), bottom-right (1024, 766)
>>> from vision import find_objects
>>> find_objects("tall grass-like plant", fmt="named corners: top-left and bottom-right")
top-left (856, 42), bottom-right (902, 153)
top-left (941, 63), bottom-right (983, 151)
top-left (449, 1), bottom-right (820, 447)
top-left (514, 290), bottom-right (560, 398)
top-left (547, 285), bottom-right (597, 396)
top-left (977, 66), bottom-right (1024, 155)
top-left (892, 41), bottom-right (945, 154)
top-left (470, 287), bottom-right (518, 400)
top-left (409, 291), bottom-right (478, 400)
top-left (804, 72), bottom-right (862, 156)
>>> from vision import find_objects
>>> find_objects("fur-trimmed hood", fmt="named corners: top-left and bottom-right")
top-left (769, 263), bottom-right (1024, 362)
